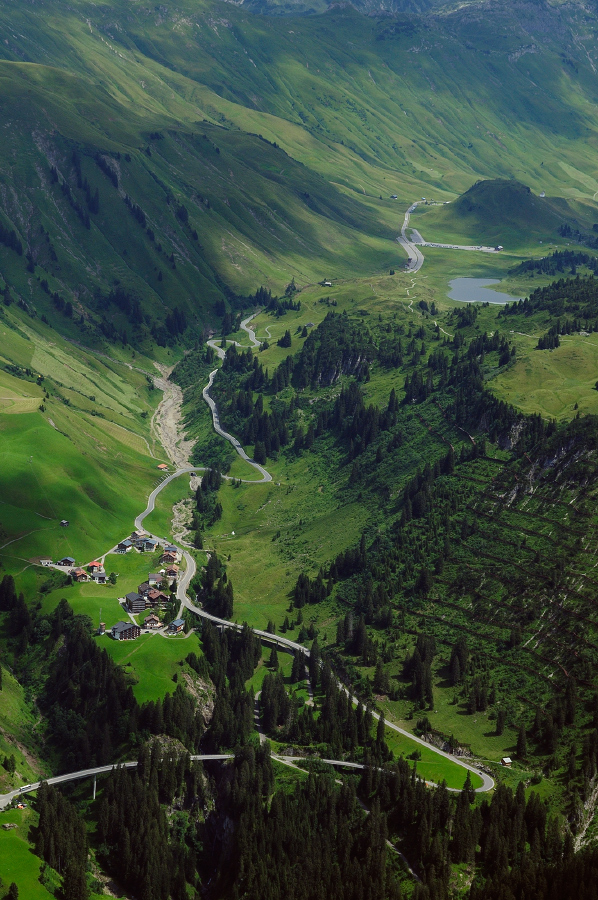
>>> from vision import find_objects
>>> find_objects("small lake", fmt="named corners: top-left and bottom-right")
top-left (448, 277), bottom-right (522, 305)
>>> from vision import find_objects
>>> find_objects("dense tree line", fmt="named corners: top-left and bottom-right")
top-left (94, 153), bottom-right (119, 188)
top-left (60, 180), bottom-right (90, 229)
top-left (194, 551), bottom-right (234, 619)
top-left (200, 620), bottom-right (261, 750)
top-left (261, 652), bottom-right (393, 763)
top-left (71, 151), bottom-right (99, 214)
top-left (292, 311), bottom-right (374, 388)
top-left (0, 220), bottom-right (23, 255)
top-left (194, 466), bottom-right (223, 532)
top-left (38, 602), bottom-right (206, 768)
top-left (204, 745), bottom-right (397, 900)
top-left (536, 317), bottom-right (581, 349)
top-left (35, 782), bottom-right (89, 900)
top-left (123, 194), bottom-right (146, 228)
top-left (513, 248), bottom-right (598, 277)
top-left (96, 745), bottom-right (206, 900)
top-left (500, 275), bottom-right (598, 329)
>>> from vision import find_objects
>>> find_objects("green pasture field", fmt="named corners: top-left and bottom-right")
top-left (490, 332), bottom-right (598, 421)
top-left (0, 312), bottom-right (165, 601)
top-left (0, 667), bottom-right (47, 793)
top-left (0, 809), bottom-right (56, 900)
top-left (207, 458), bottom-right (369, 630)
top-left (100, 631), bottom-right (202, 704)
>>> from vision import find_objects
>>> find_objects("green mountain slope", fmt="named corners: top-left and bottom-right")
top-left (0, 0), bottom-right (596, 352)
top-left (0, 60), bottom-right (399, 348)
top-left (412, 178), bottom-right (590, 248)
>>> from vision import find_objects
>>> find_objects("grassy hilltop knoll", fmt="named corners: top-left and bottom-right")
top-left (412, 179), bottom-right (596, 250)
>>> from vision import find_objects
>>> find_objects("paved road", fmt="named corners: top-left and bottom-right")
top-left (175, 575), bottom-right (494, 792)
top-left (396, 201), bottom-right (501, 271)
top-left (202, 369), bottom-right (272, 484)
top-left (135, 481), bottom-right (494, 789)
top-left (0, 756), bottom-right (234, 809)
top-left (397, 203), bottom-right (425, 272)
top-left (0, 746), bottom-right (487, 812)
top-left (417, 240), bottom-right (499, 253)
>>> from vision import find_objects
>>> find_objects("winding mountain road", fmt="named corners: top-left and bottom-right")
top-left (396, 201), bottom-right (501, 270)
top-left (397, 203), bottom-right (425, 272)
top-left (29, 307), bottom-right (494, 799)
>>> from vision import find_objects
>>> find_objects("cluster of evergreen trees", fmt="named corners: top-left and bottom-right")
top-left (536, 318), bottom-right (581, 349)
top-left (96, 747), bottom-right (206, 900)
top-left (72, 151), bottom-right (99, 214)
top-left (205, 745), bottom-right (397, 900)
top-left (292, 311), bottom-right (374, 388)
top-left (514, 248), bottom-right (598, 277)
top-left (39, 605), bottom-right (206, 768)
top-left (0, 220), bottom-right (23, 255)
top-left (200, 621), bottom-right (261, 751)
top-left (94, 152), bottom-right (119, 188)
top-left (500, 275), bottom-right (598, 329)
top-left (35, 783), bottom-right (88, 900)
top-left (124, 194), bottom-right (146, 228)
top-left (194, 467), bottom-right (223, 537)
top-left (260, 652), bottom-right (394, 763)
top-left (195, 552), bottom-right (234, 619)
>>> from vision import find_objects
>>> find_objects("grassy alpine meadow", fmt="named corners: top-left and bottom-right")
top-left (0, 809), bottom-right (58, 900)
top-left (490, 332), bottom-right (598, 421)
top-left (100, 631), bottom-right (203, 704)
top-left (0, 666), bottom-right (48, 793)
top-left (207, 452), bottom-right (370, 630)
top-left (0, 308), bottom-right (164, 584)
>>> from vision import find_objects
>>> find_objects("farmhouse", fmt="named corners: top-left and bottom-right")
top-left (137, 581), bottom-right (151, 597)
top-left (161, 550), bottom-right (177, 565)
top-left (58, 556), bottom-right (75, 567)
top-left (144, 613), bottom-right (162, 629)
top-left (88, 561), bottom-right (103, 574)
top-left (131, 529), bottom-right (148, 542)
top-left (169, 618), bottom-right (185, 634)
top-left (117, 539), bottom-right (132, 553)
top-left (39, 557), bottom-right (53, 567)
top-left (112, 621), bottom-right (140, 641)
top-left (125, 591), bottom-right (146, 613)
top-left (93, 572), bottom-right (107, 585)
top-left (148, 573), bottom-right (162, 586)
top-left (136, 537), bottom-right (159, 552)
top-left (71, 567), bottom-right (89, 583)
top-left (147, 588), bottom-right (169, 606)
top-left (165, 565), bottom-right (179, 579)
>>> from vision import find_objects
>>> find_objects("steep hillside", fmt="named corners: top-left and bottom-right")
top-left (0, 61), bottom-right (398, 351)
